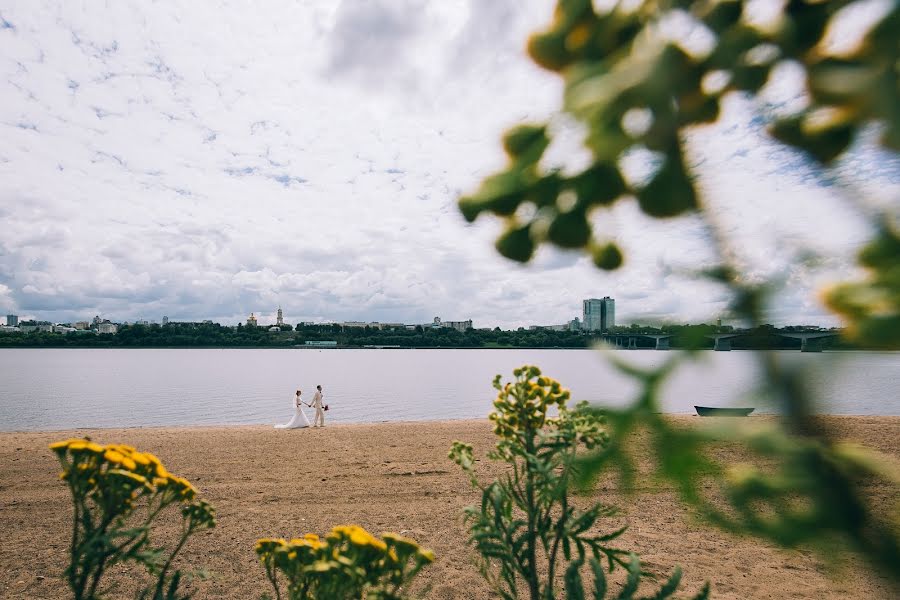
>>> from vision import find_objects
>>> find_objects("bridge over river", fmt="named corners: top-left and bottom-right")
top-left (602, 331), bottom-right (840, 352)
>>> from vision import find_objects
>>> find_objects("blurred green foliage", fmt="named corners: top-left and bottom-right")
top-left (458, 0), bottom-right (899, 347)
top-left (825, 223), bottom-right (900, 348)
top-left (458, 0), bottom-right (900, 594)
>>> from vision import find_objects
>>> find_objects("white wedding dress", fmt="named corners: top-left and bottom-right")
top-left (275, 397), bottom-right (311, 429)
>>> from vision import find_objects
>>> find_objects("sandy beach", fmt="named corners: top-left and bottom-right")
top-left (1, 416), bottom-right (898, 599)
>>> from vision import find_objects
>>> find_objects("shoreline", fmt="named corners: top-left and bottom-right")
top-left (2, 346), bottom-right (894, 350)
top-left (3, 413), bottom-right (900, 435)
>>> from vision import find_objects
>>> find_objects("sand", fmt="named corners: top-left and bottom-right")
top-left (1, 416), bottom-right (898, 599)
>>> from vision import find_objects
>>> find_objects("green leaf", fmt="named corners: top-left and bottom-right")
top-left (566, 558), bottom-right (587, 600)
top-left (730, 64), bottom-right (771, 93)
top-left (527, 30), bottom-right (572, 71)
top-left (691, 582), bottom-right (711, 600)
top-left (459, 170), bottom-right (530, 221)
top-left (547, 210), bottom-right (592, 248)
top-left (636, 152), bottom-right (697, 218)
top-left (495, 222), bottom-right (535, 262)
top-left (503, 125), bottom-right (549, 164)
top-left (700, 0), bottom-right (743, 32)
top-left (678, 92), bottom-right (720, 125)
top-left (590, 557), bottom-right (608, 599)
top-left (770, 114), bottom-right (854, 164)
top-left (572, 163), bottom-right (627, 206)
top-left (615, 554), bottom-right (641, 599)
top-left (592, 242), bottom-right (623, 270)
top-left (858, 225), bottom-right (900, 269)
top-left (648, 566), bottom-right (682, 599)
top-left (705, 25), bottom-right (763, 69)
top-left (781, 1), bottom-right (831, 55)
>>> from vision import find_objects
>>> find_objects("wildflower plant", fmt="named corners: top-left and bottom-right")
top-left (50, 438), bottom-right (216, 600)
top-left (449, 366), bottom-right (708, 600)
top-left (255, 525), bottom-right (434, 600)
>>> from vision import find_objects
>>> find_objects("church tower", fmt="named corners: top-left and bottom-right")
top-left (276, 306), bottom-right (284, 327)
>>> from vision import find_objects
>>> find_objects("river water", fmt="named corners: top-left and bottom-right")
top-left (0, 349), bottom-right (897, 431)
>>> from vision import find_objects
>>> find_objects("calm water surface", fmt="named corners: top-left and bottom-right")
top-left (0, 349), bottom-right (897, 430)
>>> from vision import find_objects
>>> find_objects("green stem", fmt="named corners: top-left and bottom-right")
top-left (546, 480), bottom-right (568, 594)
top-left (69, 490), bottom-right (83, 599)
top-left (524, 425), bottom-right (541, 600)
top-left (266, 559), bottom-right (282, 600)
top-left (153, 524), bottom-right (192, 599)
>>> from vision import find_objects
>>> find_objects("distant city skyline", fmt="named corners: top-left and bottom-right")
top-left (1, 3), bottom-right (894, 330)
top-left (4, 296), bottom-right (838, 332)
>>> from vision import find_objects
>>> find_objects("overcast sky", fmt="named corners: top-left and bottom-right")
top-left (1, 1), bottom-right (897, 329)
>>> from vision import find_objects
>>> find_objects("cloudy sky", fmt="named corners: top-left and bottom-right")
top-left (0, 1), bottom-right (897, 329)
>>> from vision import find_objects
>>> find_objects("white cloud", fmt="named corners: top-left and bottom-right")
top-left (0, 1), bottom-right (896, 329)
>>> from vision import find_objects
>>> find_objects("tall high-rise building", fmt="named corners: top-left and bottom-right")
top-left (162, 316), bottom-right (169, 326)
top-left (6, 314), bottom-right (18, 327)
top-left (582, 297), bottom-right (615, 332)
top-left (276, 306), bottom-right (284, 327)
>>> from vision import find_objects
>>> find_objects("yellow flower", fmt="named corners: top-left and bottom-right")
top-left (130, 452), bottom-right (151, 466)
top-left (49, 439), bottom-right (79, 451)
top-left (104, 449), bottom-right (126, 464)
top-left (330, 525), bottom-right (388, 551)
top-left (382, 532), bottom-right (419, 551)
top-left (255, 538), bottom-right (287, 558)
top-left (107, 469), bottom-right (148, 487)
top-left (418, 549), bottom-right (435, 563)
top-left (168, 476), bottom-right (197, 500)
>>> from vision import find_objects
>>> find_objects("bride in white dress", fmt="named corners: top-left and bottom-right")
top-left (275, 389), bottom-right (311, 429)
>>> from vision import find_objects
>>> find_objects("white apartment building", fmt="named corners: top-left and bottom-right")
top-left (431, 317), bottom-right (473, 332)
top-left (97, 322), bottom-right (118, 334)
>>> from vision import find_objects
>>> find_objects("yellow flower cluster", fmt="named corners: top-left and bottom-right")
top-left (488, 365), bottom-right (571, 439)
top-left (50, 438), bottom-right (199, 504)
top-left (331, 524), bottom-right (389, 551)
top-left (255, 525), bottom-right (433, 593)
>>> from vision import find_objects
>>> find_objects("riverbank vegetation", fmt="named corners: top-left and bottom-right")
top-left (0, 322), bottom-right (867, 350)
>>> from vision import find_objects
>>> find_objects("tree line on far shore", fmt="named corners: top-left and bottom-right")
top-left (0, 321), bottom-right (858, 350)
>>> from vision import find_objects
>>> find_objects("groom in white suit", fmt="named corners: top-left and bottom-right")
top-left (312, 385), bottom-right (325, 427)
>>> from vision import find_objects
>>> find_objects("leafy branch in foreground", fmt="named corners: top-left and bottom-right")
top-left (458, 0), bottom-right (899, 346)
top-left (573, 354), bottom-right (900, 585)
top-left (50, 438), bottom-right (216, 600)
top-left (458, 0), bottom-right (900, 593)
top-left (450, 365), bottom-right (709, 600)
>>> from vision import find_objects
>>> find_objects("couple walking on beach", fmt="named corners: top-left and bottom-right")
top-left (275, 385), bottom-right (327, 429)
